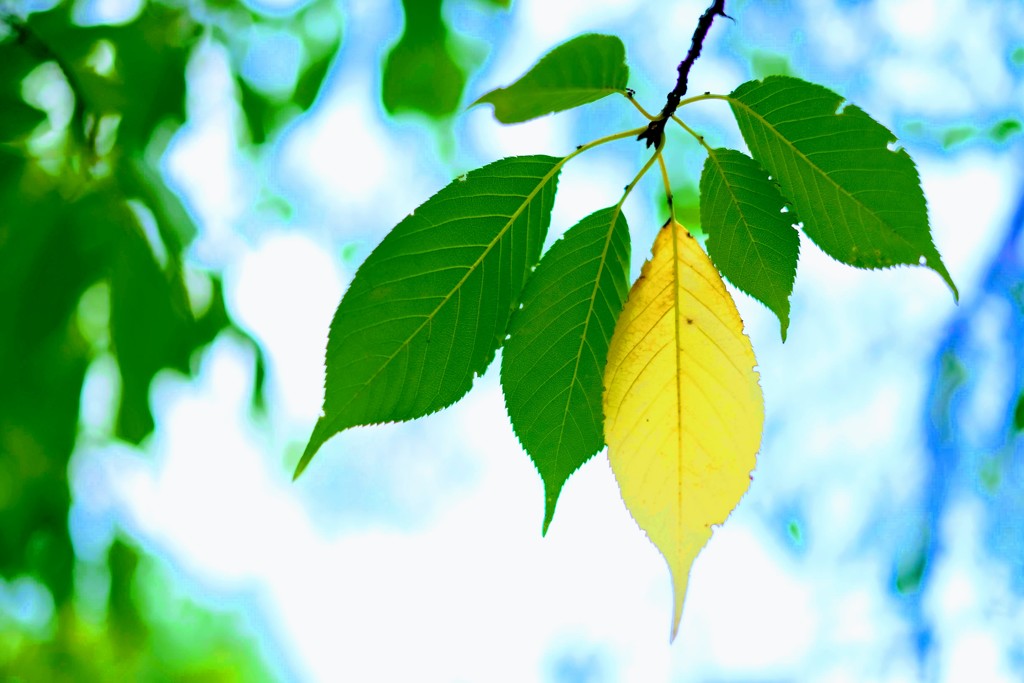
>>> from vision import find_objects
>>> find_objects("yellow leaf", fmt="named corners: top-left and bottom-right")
top-left (603, 219), bottom-right (764, 641)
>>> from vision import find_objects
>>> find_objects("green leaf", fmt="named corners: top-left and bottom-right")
top-left (700, 147), bottom-right (800, 340)
top-left (28, 1), bottom-right (199, 149)
top-left (941, 126), bottom-right (975, 148)
top-left (0, 192), bottom-right (114, 604)
top-left (0, 44), bottom-right (47, 141)
top-left (501, 206), bottom-right (630, 534)
top-left (382, 0), bottom-right (466, 119)
top-left (472, 34), bottom-right (628, 124)
top-left (991, 118), bottom-right (1022, 143)
top-left (298, 155), bottom-right (562, 477)
top-left (748, 51), bottom-right (794, 79)
top-left (727, 76), bottom-right (957, 300)
top-left (237, 78), bottom-right (277, 145)
top-left (0, 93), bottom-right (46, 140)
top-left (292, 44), bottom-right (337, 112)
top-left (1013, 391), bottom-right (1024, 434)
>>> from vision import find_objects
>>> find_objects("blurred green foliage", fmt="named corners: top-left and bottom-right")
top-left (2, 539), bottom-right (275, 682)
top-left (991, 118), bottom-right (1022, 143)
top-left (903, 116), bottom-right (1023, 149)
top-left (383, 0), bottom-right (468, 118)
top-left (747, 50), bottom-right (793, 79)
top-left (382, 0), bottom-right (510, 119)
top-left (1013, 391), bottom-right (1024, 434)
top-left (0, 0), bottom-right (345, 676)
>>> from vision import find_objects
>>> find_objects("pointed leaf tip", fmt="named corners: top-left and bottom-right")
top-left (604, 220), bottom-right (764, 639)
top-left (501, 207), bottom-right (631, 533)
top-left (293, 447), bottom-right (315, 481)
top-left (942, 268), bottom-right (959, 303)
top-left (294, 417), bottom-right (330, 480)
top-left (541, 494), bottom-right (556, 537)
top-left (699, 147), bottom-right (799, 341)
top-left (728, 76), bottom-right (955, 297)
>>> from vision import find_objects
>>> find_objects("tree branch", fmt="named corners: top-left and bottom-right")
top-left (637, 0), bottom-right (729, 148)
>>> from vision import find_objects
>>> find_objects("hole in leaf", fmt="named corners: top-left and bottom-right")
top-left (919, 255), bottom-right (928, 265)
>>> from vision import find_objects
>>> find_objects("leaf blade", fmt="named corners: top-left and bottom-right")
top-left (298, 155), bottom-right (562, 476)
top-left (501, 206), bottom-right (631, 533)
top-left (727, 76), bottom-right (957, 299)
top-left (603, 220), bottom-right (764, 641)
top-left (472, 34), bottom-right (629, 123)
top-left (700, 147), bottom-right (800, 339)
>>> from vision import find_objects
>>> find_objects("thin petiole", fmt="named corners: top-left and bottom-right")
top-left (616, 143), bottom-right (663, 210)
top-left (621, 92), bottom-right (658, 121)
top-left (657, 151), bottom-right (674, 212)
top-left (564, 126), bottom-right (648, 167)
top-left (675, 92), bottom-right (727, 109)
top-left (671, 114), bottom-right (714, 154)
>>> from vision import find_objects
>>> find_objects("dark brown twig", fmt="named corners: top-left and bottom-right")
top-left (636, 0), bottom-right (729, 148)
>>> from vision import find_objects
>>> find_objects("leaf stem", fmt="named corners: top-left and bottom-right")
top-left (675, 92), bottom-right (727, 109)
top-left (622, 92), bottom-right (658, 121)
top-left (616, 144), bottom-right (662, 210)
top-left (657, 151), bottom-right (674, 215)
top-left (564, 126), bottom-right (648, 166)
top-left (671, 115), bottom-right (714, 154)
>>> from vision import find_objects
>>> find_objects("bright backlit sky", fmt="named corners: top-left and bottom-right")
top-left (70, 0), bottom-right (1024, 680)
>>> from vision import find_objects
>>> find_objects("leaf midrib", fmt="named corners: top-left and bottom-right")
top-left (332, 159), bottom-right (563, 424)
top-left (669, 223), bottom-right (685, 549)
top-left (551, 206), bottom-right (624, 467)
top-left (725, 94), bottom-right (922, 256)
top-left (705, 150), bottom-right (786, 306)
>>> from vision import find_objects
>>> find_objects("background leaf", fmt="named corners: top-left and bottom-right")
top-left (382, 0), bottom-right (467, 119)
top-left (501, 206), bottom-right (631, 534)
top-left (1013, 391), bottom-right (1024, 434)
top-left (28, 2), bottom-right (200, 149)
top-left (728, 76), bottom-right (957, 299)
top-left (472, 33), bottom-right (628, 123)
top-left (603, 220), bottom-right (763, 641)
top-left (700, 147), bottom-right (800, 339)
top-left (0, 42), bottom-right (43, 140)
top-left (299, 155), bottom-right (562, 476)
